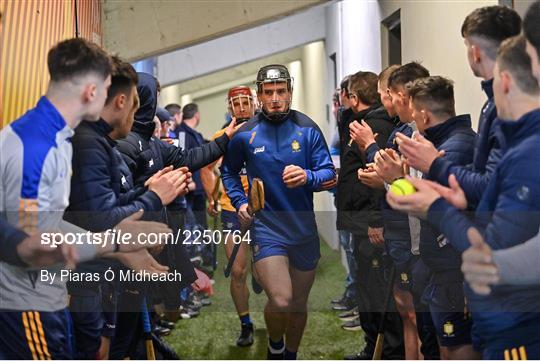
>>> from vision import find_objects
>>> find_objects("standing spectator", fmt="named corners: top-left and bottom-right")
top-left (165, 103), bottom-right (183, 138)
top-left (340, 71), bottom-right (404, 359)
top-left (177, 103), bottom-right (209, 231)
top-left (331, 75), bottom-right (359, 313)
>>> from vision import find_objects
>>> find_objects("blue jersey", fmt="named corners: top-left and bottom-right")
top-left (221, 110), bottom-right (335, 245)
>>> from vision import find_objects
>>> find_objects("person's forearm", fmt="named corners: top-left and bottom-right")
top-left (178, 134), bottom-right (229, 171)
top-left (428, 158), bottom-right (488, 208)
top-left (493, 230), bottom-right (540, 285)
top-left (200, 164), bottom-right (217, 201)
top-left (1, 218), bottom-right (29, 266)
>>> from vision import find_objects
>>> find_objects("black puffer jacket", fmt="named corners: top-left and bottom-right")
top-left (419, 114), bottom-right (476, 273)
top-left (336, 103), bottom-right (395, 233)
top-left (116, 73), bottom-right (229, 187)
top-left (64, 119), bottom-right (164, 278)
top-left (65, 119), bottom-right (162, 232)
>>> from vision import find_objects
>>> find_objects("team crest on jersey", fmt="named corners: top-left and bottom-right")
top-left (371, 258), bottom-right (379, 269)
top-left (400, 272), bottom-right (409, 283)
top-left (443, 322), bottom-right (455, 337)
top-left (149, 159), bottom-right (154, 167)
top-left (249, 132), bottom-right (256, 144)
top-left (291, 140), bottom-right (301, 152)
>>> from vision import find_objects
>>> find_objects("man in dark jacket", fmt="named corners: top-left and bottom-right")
top-left (388, 35), bottom-right (540, 360)
top-left (177, 103), bottom-right (208, 227)
top-left (397, 6), bottom-right (521, 208)
top-left (117, 74), bottom-right (235, 189)
top-left (64, 58), bottom-right (188, 359)
top-left (332, 75), bottom-right (360, 313)
top-left (337, 71), bottom-right (403, 360)
top-left (404, 76), bottom-right (477, 359)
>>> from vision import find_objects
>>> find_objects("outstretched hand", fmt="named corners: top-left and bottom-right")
top-left (224, 117), bottom-right (240, 139)
top-left (17, 234), bottom-right (79, 269)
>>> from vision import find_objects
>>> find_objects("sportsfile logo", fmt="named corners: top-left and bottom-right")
top-left (254, 146), bottom-right (265, 154)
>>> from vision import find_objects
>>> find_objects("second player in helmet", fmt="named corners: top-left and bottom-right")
top-left (201, 85), bottom-right (257, 347)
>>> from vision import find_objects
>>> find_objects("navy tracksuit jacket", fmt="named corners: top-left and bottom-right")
top-left (428, 108), bottom-right (540, 353)
top-left (428, 79), bottom-right (503, 207)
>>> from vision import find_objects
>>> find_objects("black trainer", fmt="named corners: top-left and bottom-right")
top-left (332, 297), bottom-right (356, 311)
top-left (157, 319), bottom-right (176, 330)
top-left (153, 325), bottom-right (171, 337)
top-left (341, 317), bottom-right (361, 331)
top-left (338, 307), bottom-right (359, 321)
top-left (331, 294), bottom-right (347, 305)
top-left (267, 348), bottom-right (284, 360)
top-left (236, 323), bottom-right (254, 347)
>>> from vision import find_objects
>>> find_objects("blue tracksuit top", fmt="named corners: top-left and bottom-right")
top-left (220, 110), bottom-right (335, 245)
top-left (428, 79), bottom-right (503, 207)
top-left (428, 108), bottom-right (540, 349)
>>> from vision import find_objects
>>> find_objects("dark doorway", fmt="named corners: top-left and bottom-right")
top-left (382, 9), bottom-right (401, 66)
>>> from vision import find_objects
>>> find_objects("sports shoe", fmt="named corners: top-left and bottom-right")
top-left (338, 307), bottom-right (359, 321)
top-left (344, 350), bottom-right (372, 360)
top-left (267, 348), bottom-right (284, 360)
top-left (187, 292), bottom-right (203, 310)
top-left (179, 305), bottom-right (199, 319)
top-left (332, 297), bottom-right (356, 311)
top-left (200, 294), bottom-right (212, 306)
top-left (153, 325), bottom-right (171, 337)
top-left (236, 323), bottom-right (254, 347)
top-left (157, 319), bottom-right (175, 330)
top-left (331, 294), bottom-right (347, 305)
top-left (341, 317), bottom-right (361, 331)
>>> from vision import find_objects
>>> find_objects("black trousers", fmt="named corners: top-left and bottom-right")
top-left (159, 208), bottom-right (197, 310)
top-left (354, 233), bottom-right (405, 359)
top-left (186, 193), bottom-right (208, 228)
top-left (109, 289), bottom-right (143, 360)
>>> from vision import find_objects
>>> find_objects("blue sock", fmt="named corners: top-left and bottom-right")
top-left (268, 337), bottom-right (285, 354)
top-left (239, 312), bottom-right (252, 325)
top-left (284, 349), bottom-right (297, 360)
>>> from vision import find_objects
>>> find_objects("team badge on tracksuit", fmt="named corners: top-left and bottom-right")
top-left (443, 322), bottom-right (455, 337)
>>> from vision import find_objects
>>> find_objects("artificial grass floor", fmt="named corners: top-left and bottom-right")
top-left (165, 240), bottom-right (365, 359)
